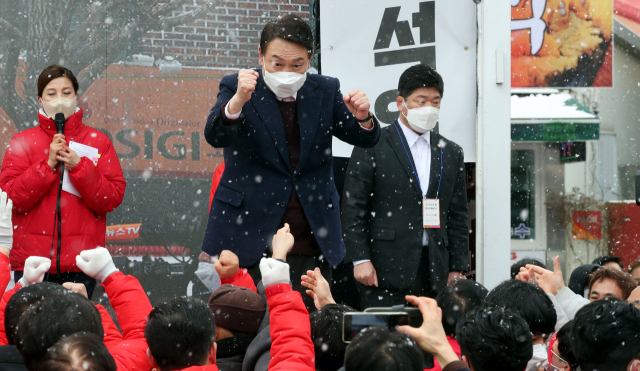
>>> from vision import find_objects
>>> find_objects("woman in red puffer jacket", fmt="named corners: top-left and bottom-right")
top-left (0, 65), bottom-right (125, 298)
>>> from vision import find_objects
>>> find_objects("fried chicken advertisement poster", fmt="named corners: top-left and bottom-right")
top-left (511, 0), bottom-right (613, 88)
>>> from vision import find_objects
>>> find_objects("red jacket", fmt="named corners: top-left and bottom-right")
top-left (221, 268), bottom-right (257, 293)
top-left (266, 284), bottom-right (315, 371)
top-left (0, 109), bottom-right (126, 273)
top-left (103, 272), bottom-right (153, 371)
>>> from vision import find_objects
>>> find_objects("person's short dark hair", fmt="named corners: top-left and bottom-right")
top-left (5, 282), bottom-right (65, 345)
top-left (37, 65), bottom-right (79, 97)
top-left (629, 259), bottom-right (640, 273)
top-left (592, 255), bottom-right (623, 270)
top-left (310, 303), bottom-right (355, 371)
top-left (555, 321), bottom-right (580, 371)
top-left (456, 305), bottom-right (533, 371)
top-left (436, 280), bottom-right (488, 337)
top-left (510, 258), bottom-right (546, 279)
top-left (484, 280), bottom-right (556, 337)
top-left (14, 291), bottom-right (103, 371)
top-left (398, 64), bottom-right (444, 99)
top-left (568, 264), bottom-right (601, 296)
top-left (260, 14), bottom-right (313, 56)
top-left (145, 297), bottom-right (216, 371)
top-left (344, 326), bottom-right (424, 371)
top-left (588, 266), bottom-right (637, 300)
top-left (571, 298), bottom-right (640, 371)
top-left (40, 332), bottom-right (116, 371)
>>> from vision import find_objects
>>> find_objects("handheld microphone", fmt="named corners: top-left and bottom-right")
top-left (54, 113), bottom-right (66, 135)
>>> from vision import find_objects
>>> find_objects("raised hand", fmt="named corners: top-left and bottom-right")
top-left (75, 247), bottom-right (118, 282)
top-left (228, 69), bottom-right (259, 115)
top-left (397, 296), bottom-right (459, 369)
top-left (343, 89), bottom-right (371, 121)
top-left (271, 223), bottom-right (294, 261)
top-left (528, 255), bottom-right (565, 295)
top-left (302, 267), bottom-right (336, 310)
top-left (19, 256), bottom-right (51, 286)
top-left (214, 250), bottom-right (240, 280)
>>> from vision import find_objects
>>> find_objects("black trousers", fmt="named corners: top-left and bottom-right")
top-left (246, 254), bottom-right (331, 313)
top-left (357, 247), bottom-right (437, 309)
top-left (13, 270), bottom-right (97, 300)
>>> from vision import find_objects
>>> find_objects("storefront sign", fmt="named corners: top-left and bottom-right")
top-left (511, 123), bottom-right (600, 142)
top-left (573, 211), bottom-right (602, 240)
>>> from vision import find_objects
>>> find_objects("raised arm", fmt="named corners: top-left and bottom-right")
top-left (259, 224), bottom-right (315, 371)
top-left (76, 247), bottom-right (152, 371)
top-left (215, 249), bottom-right (258, 292)
top-left (331, 79), bottom-right (381, 148)
top-left (204, 71), bottom-right (255, 148)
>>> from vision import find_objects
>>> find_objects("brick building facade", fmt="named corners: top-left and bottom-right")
top-left (139, 0), bottom-right (311, 69)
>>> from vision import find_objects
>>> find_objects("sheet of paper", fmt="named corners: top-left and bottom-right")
top-left (61, 141), bottom-right (99, 197)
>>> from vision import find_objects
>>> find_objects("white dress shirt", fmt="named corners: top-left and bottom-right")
top-left (354, 122), bottom-right (431, 267)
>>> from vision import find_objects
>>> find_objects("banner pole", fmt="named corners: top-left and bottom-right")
top-left (475, 0), bottom-right (512, 290)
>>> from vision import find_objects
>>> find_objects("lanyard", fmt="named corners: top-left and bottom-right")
top-left (393, 121), bottom-right (443, 199)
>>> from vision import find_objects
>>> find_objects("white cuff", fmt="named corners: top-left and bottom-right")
top-left (353, 259), bottom-right (370, 267)
top-left (359, 120), bottom-right (375, 132)
top-left (224, 102), bottom-right (241, 120)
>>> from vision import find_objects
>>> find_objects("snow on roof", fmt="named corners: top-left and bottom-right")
top-left (511, 92), bottom-right (599, 121)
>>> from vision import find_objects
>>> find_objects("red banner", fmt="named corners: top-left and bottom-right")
top-left (573, 211), bottom-right (602, 240)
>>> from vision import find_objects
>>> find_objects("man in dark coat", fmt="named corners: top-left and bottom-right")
top-left (342, 64), bottom-right (469, 307)
top-left (202, 15), bottom-right (380, 308)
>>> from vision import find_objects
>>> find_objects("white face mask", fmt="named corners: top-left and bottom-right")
top-left (262, 61), bottom-right (308, 99)
top-left (41, 96), bottom-right (77, 119)
top-left (402, 100), bottom-right (439, 133)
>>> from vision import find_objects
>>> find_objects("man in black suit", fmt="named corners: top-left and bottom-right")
top-left (202, 15), bottom-right (380, 310)
top-left (341, 64), bottom-right (468, 308)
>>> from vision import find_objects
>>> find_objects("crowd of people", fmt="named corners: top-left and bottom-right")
top-left (1, 187), bottom-right (640, 371)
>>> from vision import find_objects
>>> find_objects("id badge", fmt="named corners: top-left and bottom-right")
top-left (423, 198), bottom-right (440, 228)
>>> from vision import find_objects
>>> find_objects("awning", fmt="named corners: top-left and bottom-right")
top-left (510, 92), bottom-right (600, 142)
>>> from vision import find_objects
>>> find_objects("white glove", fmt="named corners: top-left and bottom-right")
top-left (259, 258), bottom-right (290, 288)
top-left (0, 190), bottom-right (13, 250)
top-left (75, 247), bottom-right (118, 281)
top-left (18, 256), bottom-right (51, 286)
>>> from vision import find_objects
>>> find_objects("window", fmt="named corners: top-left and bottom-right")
top-left (511, 150), bottom-right (536, 240)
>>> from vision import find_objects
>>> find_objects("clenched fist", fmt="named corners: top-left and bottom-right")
top-left (214, 250), bottom-right (240, 280)
top-left (271, 223), bottom-right (294, 261)
top-left (343, 89), bottom-right (372, 125)
top-left (228, 69), bottom-right (259, 115)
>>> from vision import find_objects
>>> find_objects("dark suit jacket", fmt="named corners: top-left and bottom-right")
top-left (342, 121), bottom-right (468, 292)
top-left (202, 69), bottom-right (381, 267)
